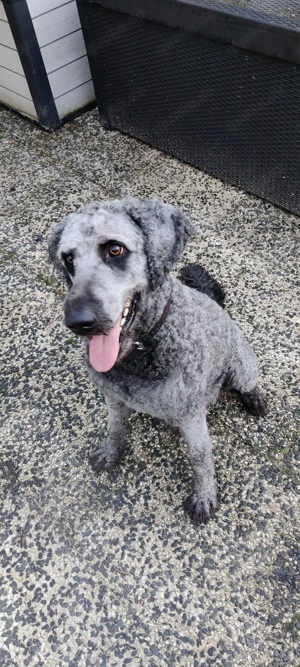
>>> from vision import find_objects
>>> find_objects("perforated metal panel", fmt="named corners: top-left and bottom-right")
top-left (78, 1), bottom-right (300, 214)
top-left (215, 0), bottom-right (300, 26)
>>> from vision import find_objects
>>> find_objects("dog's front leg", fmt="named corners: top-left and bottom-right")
top-left (180, 412), bottom-right (218, 524)
top-left (89, 395), bottom-right (131, 472)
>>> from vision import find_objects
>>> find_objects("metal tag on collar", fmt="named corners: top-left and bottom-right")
top-left (134, 341), bottom-right (145, 351)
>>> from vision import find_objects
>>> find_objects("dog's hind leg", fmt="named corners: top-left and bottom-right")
top-left (180, 412), bottom-right (219, 524)
top-left (225, 326), bottom-right (268, 417)
top-left (89, 396), bottom-right (132, 472)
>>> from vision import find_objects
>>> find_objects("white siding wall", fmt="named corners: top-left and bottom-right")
top-left (0, 1), bottom-right (38, 120)
top-left (0, 0), bottom-right (95, 123)
top-left (27, 0), bottom-right (95, 119)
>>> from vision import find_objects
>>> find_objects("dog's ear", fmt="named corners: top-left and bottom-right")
top-left (48, 218), bottom-right (72, 287)
top-left (123, 198), bottom-right (194, 289)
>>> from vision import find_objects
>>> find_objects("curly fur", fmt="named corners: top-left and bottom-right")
top-left (180, 264), bottom-right (226, 308)
top-left (48, 197), bottom-right (267, 524)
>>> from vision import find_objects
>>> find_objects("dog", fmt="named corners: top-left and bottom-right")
top-left (48, 197), bottom-right (267, 524)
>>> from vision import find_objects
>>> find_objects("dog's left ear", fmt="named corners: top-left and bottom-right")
top-left (48, 217), bottom-right (72, 286)
top-left (123, 198), bottom-right (194, 288)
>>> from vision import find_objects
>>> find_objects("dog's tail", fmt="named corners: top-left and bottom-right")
top-left (179, 264), bottom-right (225, 308)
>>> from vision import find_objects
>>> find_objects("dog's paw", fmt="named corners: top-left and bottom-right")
top-left (184, 491), bottom-right (219, 525)
top-left (89, 440), bottom-right (120, 472)
top-left (240, 387), bottom-right (268, 417)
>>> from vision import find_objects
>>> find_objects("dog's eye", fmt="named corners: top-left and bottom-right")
top-left (65, 253), bottom-right (74, 265)
top-left (99, 242), bottom-right (128, 266)
top-left (62, 252), bottom-right (75, 274)
top-left (109, 244), bottom-right (124, 257)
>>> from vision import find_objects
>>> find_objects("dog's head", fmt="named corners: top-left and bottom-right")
top-left (48, 197), bottom-right (194, 372)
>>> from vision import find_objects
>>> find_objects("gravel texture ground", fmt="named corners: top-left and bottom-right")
top-left (0, 105), bottom-right (299, 667)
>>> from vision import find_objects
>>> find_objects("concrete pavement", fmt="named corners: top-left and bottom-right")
top-left (0, 105), bottom-right (299, 666)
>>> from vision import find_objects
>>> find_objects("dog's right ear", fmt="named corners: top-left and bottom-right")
top-left (48, 218), bottom-right (72, 286)
top-left (120, 197), bottom-right (194, 289)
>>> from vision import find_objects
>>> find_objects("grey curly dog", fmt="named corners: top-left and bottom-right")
top-left (49, 197), bottom-right (267, 524)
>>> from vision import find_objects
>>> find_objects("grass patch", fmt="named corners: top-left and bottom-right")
top-left (37, 272), bottom-right (65, 296)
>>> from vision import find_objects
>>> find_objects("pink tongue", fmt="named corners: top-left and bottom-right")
top-left (89, 316), bottom-right (122, 372)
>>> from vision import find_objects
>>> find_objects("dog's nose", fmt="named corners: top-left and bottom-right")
top-left (65, 306), bottom-right (97, 335)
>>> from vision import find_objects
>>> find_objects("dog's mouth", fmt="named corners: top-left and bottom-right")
top-left (89, 297), bottom-right (138, 373)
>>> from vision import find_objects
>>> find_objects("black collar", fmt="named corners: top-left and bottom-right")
top-left (134, 293), bottom-right (172, 350)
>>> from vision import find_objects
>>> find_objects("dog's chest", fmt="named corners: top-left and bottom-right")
top-left (92, 363), bottom-right (187, 422)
